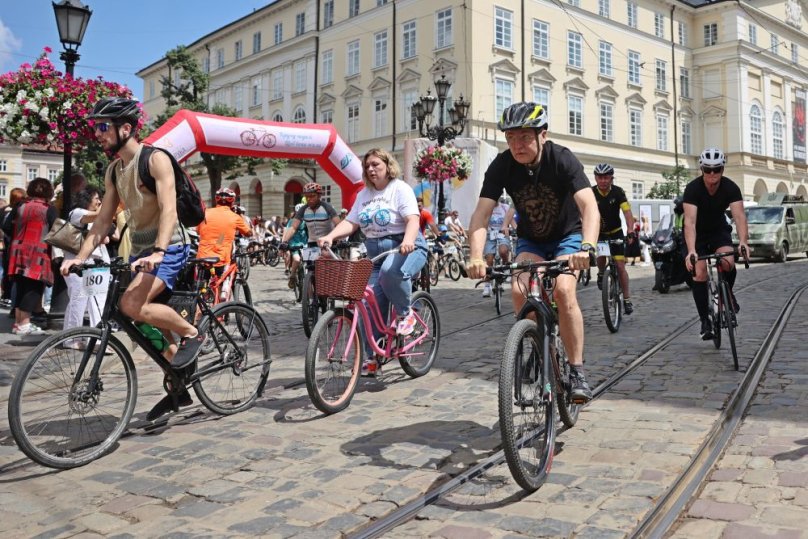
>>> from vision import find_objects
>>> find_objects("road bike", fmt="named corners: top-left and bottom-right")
top-left (596, 239), bottom-right (625, 333)
top-left (494, 259), bottom-right (584, 492)
top-left (7, 257), bottom-right (272, 469)
top-left (305, 248), bottom-right (440, 415)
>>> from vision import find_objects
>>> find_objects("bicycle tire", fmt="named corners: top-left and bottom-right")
top-left (305, 308), bottom-right (362, 414)
top-left (720, 283), bottom-right (739, 370)
top-left (267, 247), bottom-right (280, 267)
top-left (8, 328), bottom-right (137, 469)
top-left (601, 266), bottom-right (622, 333)
top-left (708, 281), bottom-right (722, 349)
top-left (429, 256), bottom-right (439, 286)
top-left (494, 282), bottom-right (502, 315)
top-left (302, 272), bottom-right (320, 338)
top-left (553, 337), bottom-right (580, 428)
top-left (192, 302), bottom-right (271, 415)
top-left (294, 267), bottom-right (304, 303)
top-left (398, 291), bottom-right (440, 378)
top-left (238, 255), bottom-right (250, 281)
top-left (498, 319), bottom-right (555, 492)
top-left (448, 258), bottom-right (462, 281)
top-left (232, 279), bottom-right (253, 308)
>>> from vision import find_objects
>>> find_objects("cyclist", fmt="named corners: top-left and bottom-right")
top-left (62, 97), bottom-right (202, 420)
top-left (282, 204), bottom-right (309, 286)
top-left (683, 148), bottom-right (750, 340)
top-left (318, 148), bottom-right (428, 376)
top-left (592, 163), bottom-right (636, 315)
top-left (417, 197), bottom-right (440, 238)
top-left (196, 188), bottom-right (252, 285)
top-left (281, 182), bottom-right (340, 288)
top-left (444, 209), bottom-right (466, 239)
top-left (481, 194), bottom-right (513, 298)
top-left (467, 102), bottom-right (599, 403)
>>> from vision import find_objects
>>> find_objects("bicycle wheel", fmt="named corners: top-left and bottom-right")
top-left (553, 337), bottom-right (580, 428)
top-left (8, 328), bottom-right (137, 469)
top-left (301, 272), bottom-right (320, 338)
top-left (238, 255), bottom-right (250, 281)
top-left (601, 266), bottom-right (622, 333)
top-left (267, 247), bottom-right (280, 267)
top-left (498, 319), bottom-right (555, 492)
top-left (494, 281), bottom-right (502, 315)
top-left (708, 282), bottom-right (722, 349)
top-left (305, 308), bottom-right (362, 414)
top-left (294, 267), bottom-right (304, 303)
top-left (192, 302), bottom-right (271, 415)
top-left (720, 282), bottom-right (739, 371)
top-left (448, 258), bottom-right (462, 281)
top-left (398, 291), bottom-right (440, 378)
top-left (232, 279), bottom-right (253, 307)
top-left (429, 256), bottom-right (440, 286)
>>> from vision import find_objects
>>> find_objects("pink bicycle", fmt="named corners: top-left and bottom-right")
top-left (304, 248), bottom-right (440, 414)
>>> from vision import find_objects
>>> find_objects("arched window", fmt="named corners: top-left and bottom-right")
top-left (749, 104), bottom-right (763, 154)
top-left (772, 111), bottom-right (784, 159)
top-left (292, 106), bottom-right (306, 124)
top-left (272, 111), bottom-right (283, 122)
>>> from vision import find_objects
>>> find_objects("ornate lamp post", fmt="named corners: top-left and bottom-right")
top-left (53, 0), bottom-right (92, 219)
top-left (412, 75), bottom-right (470, 221)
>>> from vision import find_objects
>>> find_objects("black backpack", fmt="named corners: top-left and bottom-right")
top-left (112, 145), bottom-right (206, 228)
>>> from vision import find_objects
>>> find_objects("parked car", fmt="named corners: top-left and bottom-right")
top-left (731, 194), bottom-right (808, 262)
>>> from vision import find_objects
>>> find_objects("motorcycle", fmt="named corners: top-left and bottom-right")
top-left (646, 214), bottom-right (693, 293)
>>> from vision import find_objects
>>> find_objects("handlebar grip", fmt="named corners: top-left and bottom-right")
top-left (588, 251), bottom-right (596, 267)
top-left (68, 265), bottom-right (84, 277)
top-left (689, 254), bottom-right (696, 276)
top-left (740, 246), bottom-right (750, 269)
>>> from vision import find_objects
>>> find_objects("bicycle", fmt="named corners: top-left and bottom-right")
top-left (427, 242), bottom-right (464, 286)
top-left (596, 239), bottom-right (625, 333)
top-left (494, 259), bottom-right (584, 492)
top-left (305, 248), bottom-right (440, 415)
top-left (200, 258), bottom-right (252, 309)
top-left (7, 257), bottom-right (272, 469)
top-left (475, 271), bottom-right (508, 315)
top-left (691, 248), bottom-right (749, 371)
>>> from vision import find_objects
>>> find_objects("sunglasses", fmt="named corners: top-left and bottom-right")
top-left (94, 122), bottom-right (112, 133)
top-left (702, 166), bottom-right (724, 174)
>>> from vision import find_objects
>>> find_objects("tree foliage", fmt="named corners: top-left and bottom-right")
top-left (647, 164), bottom-right (690, 199)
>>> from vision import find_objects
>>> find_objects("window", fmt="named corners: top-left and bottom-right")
top-left (680, 68), bottom-right (690, 99)
top-left (216, 48), bottom-right (224, 69)
top-left (533, 20), bottom-right (549, 59)
top-left (234, 85), bottom-right (243, 111)
top-left (656, 115), bottom-right (668, 151)
top-left (233, 41), bottom-right (242, 62)
top-left (347, 40), bottom-right (360, 75)
top-left (792, 44), bottom-right (799, 64)
top-left (750, 104), bottom-right (763, 154)
top-left (771, 34), bottom-right (780, 55)
top-left (294, 62), bottom-right (306, 92)
top-left (374, 99), bottom-right (387, 137)
top-left (628, 51), bottom-right (641, 85)
top-left (321, 50), bottom-right (333, 84)
top-left (494, 7), bottom-right (513, 49)
top-left (655, 13), bottom-right (665, 38)
top-left (773, 111), bottom-right (784, 159)
top-left (27, 167), bottom-right (37, 181)
top-left (272, 111), bottom-right (283, 122)
top-left (402, 89), bottom-right (417, 130)
top-left (655, 59), bottom-right (667, 92)
top-left (149, 80), bottom-right (155, 99)
top-left (568, 95), bottom-right (583, 136)
top-left (203, 56), bottom-right (210, 73)
top-left (347, 104), bottom-right (360, 142)
top-left (627, 2), bottom-right (637, 28)
top-left (567, 31), bottom-right (582, 68)
top-left (704, 24), bottom-right (718, 46)
top-left (532, 86), bottom-right (549, 109)
top-left (598, 0), bottom-right (610, 18)
top-left (748, 24), bottom-right (757, 45)
top-left (402, 20), bottom-right (416, 59)
top-left (629, 109), bottom-right (642, 146)
top-left (0, 159), bottom-right (6, 172)
top-left (678, 22), bottom-right (687, 46)
top-left (296, 13), bottom-right (305, 36)
top-left (323, 1), bottom-right (334, 28)
top-left (293, 106), bottom-right (306, 123)
top-left (631, 181), bottom-right (643, 199)
top-left (600, 102), bottom-right (613, 142)
top-left (274, 23), bottom-right (282, 45)
top-left (47, 169), bottom-right (59, 183)
top-left (436, 8), bottom-right (452, 49)
top-left (0, 181), bottom-right (6, 199)
top-left (599, 41), bottom-right (613, 77)
top-left (322, 185), bottom-right (332, 204)
top-left (272, 69), bottom-right (283, 100)
top-left (495, 78), bottom-right (514, 118)
top-left (568, 0), bottom-right (580, 6)
top-left (253, 32), bottom-right (261, 54)
top-left (321, 110), bottom-right (333, 124)
top-left (681, 120), bottom-right (691, 155)
top-left (349, 0), bottom-right (360, 18)
top-left (374, 30), bottom-right (388, 67)
top-left (251, 77), bottom-right (261, 106)
top-left (377, 0), bottom-right (388, 4)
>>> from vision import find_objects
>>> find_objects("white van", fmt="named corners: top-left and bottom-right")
top-left (734, 194), bottom-right (808, 262)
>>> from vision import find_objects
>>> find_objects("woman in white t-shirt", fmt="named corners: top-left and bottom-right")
top-left (319, 148), bottom-right (428, 372)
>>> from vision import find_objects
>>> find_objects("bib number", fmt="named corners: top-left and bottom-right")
top-left (444, 245), bottom-right (457, 255)
top-left (488, 230), bottom-right (498, 241)
top-left (301, 247), bottom-right (319, 262)
top-left (79, 268), bottom-right (109, 298)
top-left (597, 241), bottom-right (611, 257)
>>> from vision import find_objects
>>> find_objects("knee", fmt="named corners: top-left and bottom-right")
top-left (119, 294), bottom-right (142, 321)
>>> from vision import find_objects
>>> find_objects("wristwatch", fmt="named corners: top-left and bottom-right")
top-left (581, 242), bottom-right (596, 254)
top-left (153, 247), bottom-right (167, 254)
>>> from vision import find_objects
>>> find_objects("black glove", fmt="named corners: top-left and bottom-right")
top-left (278, 242), bottom-right (289, 251)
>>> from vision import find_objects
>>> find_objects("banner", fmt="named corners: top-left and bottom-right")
top-left (794, 89), bottom-right (806, 164)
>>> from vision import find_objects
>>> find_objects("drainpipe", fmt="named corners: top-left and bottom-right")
top-left (670, 5), bottom-right (680, 169)
top-left (521, 0), bottom-right (526, 101)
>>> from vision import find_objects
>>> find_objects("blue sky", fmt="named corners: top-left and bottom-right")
top-left (0, 1), bottom-right (271, 100)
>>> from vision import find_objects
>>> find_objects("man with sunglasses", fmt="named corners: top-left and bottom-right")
top-left (683, 148), bottom-right (750, 340)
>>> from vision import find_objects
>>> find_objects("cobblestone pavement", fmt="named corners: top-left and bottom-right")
top-left (0, 259), bottom-right (806, 537)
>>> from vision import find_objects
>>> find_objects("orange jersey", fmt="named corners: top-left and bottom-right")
top-left (196, 206), bottom-right (252, 266)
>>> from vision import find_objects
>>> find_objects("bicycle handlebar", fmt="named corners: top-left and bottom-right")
top-left (689, 246), bottom-right (750, 275)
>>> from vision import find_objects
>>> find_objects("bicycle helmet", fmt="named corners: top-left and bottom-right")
top-left (88, 97), bottom-right (141, 126)
top-left (497, 102), bottom-right (548, 131)
top-left (302, 182), bottom-right (323, 195)
top-left (438, 224), bottom-right (448, 233)
top-left (594, 163), bottom-right (614, 176)
top-left (699, 147), bottom-right (726, 167)
top-left (294, 203), bottom-right (305, 212)
top-left (214, 188), bottom-right (236, 207)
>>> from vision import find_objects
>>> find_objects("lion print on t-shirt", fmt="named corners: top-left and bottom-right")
top-left (512, 183), bottom-right (561, 240)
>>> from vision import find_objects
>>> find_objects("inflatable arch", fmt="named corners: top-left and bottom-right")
top-left (143, 109), bottom-right (364, 208)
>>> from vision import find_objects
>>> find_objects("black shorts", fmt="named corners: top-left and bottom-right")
top-left (695, 229), bottom-right (733, 256)
top-left (597, 230), bottom-right (626, 258)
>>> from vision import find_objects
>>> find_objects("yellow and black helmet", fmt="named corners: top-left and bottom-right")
top-left (497, 102), bottom-right (548, 131)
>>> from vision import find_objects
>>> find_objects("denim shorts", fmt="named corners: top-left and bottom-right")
top-left (484, 232), bottom-right (511, 256)
top-left (516, 233), bottom-right (582, 260)
top-left (130, 244), bottom-right (190, 290)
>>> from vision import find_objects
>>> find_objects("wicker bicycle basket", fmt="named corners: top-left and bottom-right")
top-left (315, 257), bottom-right (373, 301)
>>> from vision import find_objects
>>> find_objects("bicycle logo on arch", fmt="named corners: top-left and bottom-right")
top-left (240, 128), bottom-right (277, 149)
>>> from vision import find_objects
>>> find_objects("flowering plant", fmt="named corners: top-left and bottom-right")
top-left (413, 144), bottom-right (472, 183)
top-left (0, 48), bottom-right (138, 149)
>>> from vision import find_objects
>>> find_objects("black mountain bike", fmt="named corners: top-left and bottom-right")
top-left (7, 257), bottom-right (272, 469)
top-left (597, 239), bottom-right (625, 333)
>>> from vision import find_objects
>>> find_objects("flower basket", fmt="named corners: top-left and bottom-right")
top-left (413, 145), bottom-right (472, 184)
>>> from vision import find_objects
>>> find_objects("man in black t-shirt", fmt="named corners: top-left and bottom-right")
top-left (467, 102), bottom-right (600, 404)
top-left (683, 148), bottom-right (749, 340)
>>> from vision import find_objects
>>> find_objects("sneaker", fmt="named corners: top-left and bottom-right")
top-left (596, 273), bottom-right (603, 290)
top-left (624, 300), bottom-right (634, 315)
top-left (146, 387), bottom-right (193, 421)
top-left (482, 283), bottom-right (491, 298)
top-left (700, 318), bottom-right (714, 341)
top-left (568, 365), bottom-right (592, 403)
top-left (0, 299), bottom-right (11, 309)
top-left (396, 310), bottom-right (417, 336)
top-left (12, 323), bottom-right (45, 336)
top-left (172, 332), bottom-right (205, 369)
top-left (360, 359), bottom-right (378, 377)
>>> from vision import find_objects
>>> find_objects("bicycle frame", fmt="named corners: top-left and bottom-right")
top-left (207, 263), bottom-right (240, 303)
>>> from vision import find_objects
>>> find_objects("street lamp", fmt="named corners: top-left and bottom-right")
top-left (412, 75), bottom-right (470, 221)
top-left (53, 0), bottom-right (92, 219)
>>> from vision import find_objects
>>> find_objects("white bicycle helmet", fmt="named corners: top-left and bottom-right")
top-left (593, 163), bottom-right (614, 176)
top-left (699, 148), bottom-right (726, 167)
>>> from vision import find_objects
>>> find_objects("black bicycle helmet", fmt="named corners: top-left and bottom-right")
top-left (497, 102), bottom-right (548, 131)
top-left (88, 97), bottom-right (141, 125)
top-left (594, 163), bottom-right (614, 176)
